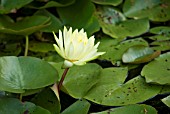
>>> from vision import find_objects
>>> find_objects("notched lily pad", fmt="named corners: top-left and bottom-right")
top-left (29, 41), bottom-right (55, 53)
top-left (123, 0), bottom-right (170, 22)
top-left (0, 15), bottom-right (50, 35)
top-left (91, 104), bottom-right (157, 114)
top-left (98, 38), bottom-right (148, 65)
top-left (0, 56), bottom-right (58, 93)
top-left (0, 0), bottom-right (33, 14)
top-left (122, 45), bottom-right (161, 64)
top-left (85, 76), bottom-right (161, 106)
top-left (92, 0), bottom-right (123, 6)
top-left (161, 95), bottom-right (170, 107)
top-left (0, 98), bottom-right (50, 114)
top-left (141, 52), bottom-right (170, 85)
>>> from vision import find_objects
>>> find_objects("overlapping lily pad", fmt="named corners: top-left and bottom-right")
top-left (95, 5), bottom-right (149, 38)
top-left (122, 45), bottom-right (161, 64)
top-left (0, 98), bottom-right (50, 114)
top-left (61, 99), bottom-right (90, 114)
top-left (0, 56), bottom-right (58, 93)
top-left (141, 52), bottom-right (170, 85)
top-left (57, 0), bottom-right (99, 35)
top-left (123, 0), bottom-right (170, 22)
top-left (0, 15), bottom-right (50, 36)
top-left (0, 0), bottom-right (33, 14)
top-left (161, 95), bottom-right (170, 107)
top-left (92, 0), bottom-right (123, 6)
top-left (98, 37), bottom-right (148, 65)
top-left (91, 104), bottom-right (157, 114)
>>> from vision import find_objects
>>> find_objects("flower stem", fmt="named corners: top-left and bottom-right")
top-left (24, 35), bottom-right (29, 56)
top-left (58, 68), bottom-right (69, 92)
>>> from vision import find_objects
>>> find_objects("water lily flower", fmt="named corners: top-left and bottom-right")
top-left (53, 26), bottom-right (105, 68)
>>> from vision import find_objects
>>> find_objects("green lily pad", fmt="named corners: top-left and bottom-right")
top-left (98, 37), bottom-right (148, 65)
top-left (123, 0), bottom-right (170, 22)
top-left (141, 52), bottom-right (170, 85)
top-left (63, 63), bottom-right (102, 98)
top-left (57, 0), bottom-right (98, 35)
top-left (150, 26), bottom-right (170, 34)
top-left (91, 104), bottom-right (157, 114)
top-left (0, 0), bottom-right (33, 14)
top-left (122, 45), bottom-right (160, 64)
top-left (96, 5), bottom-right (126, 25)
top-left (61, 99), bottom-right (90, 114)
top-left (0, 98), bottom-right (50, 114)
top-left (33, 0), bottom-right (75, 9)
top-left (149, 26), bottom-right (170, 41)
top-left (100, 18), bottom-right (149, 38)
top-left (32, 88), bottom-right (61, 114)
top-left (0, 56), bottom-right (58, 93)
top-left (35, 9), bottom-right (63, 32)
top-left (92, 0), bottom-right (123, 6)
top-left (29, 41), bottom-right (55, 53)
top-left (0, 15), bottom-right (50, 36)
top-left (161, 95), bottom-right (170, 107)
top-left (0, 43), bottom-right (21, 56)
top-left (85, 70), bottom-right (161, 106)
top-left (151, 41), bottom-right (170, 51)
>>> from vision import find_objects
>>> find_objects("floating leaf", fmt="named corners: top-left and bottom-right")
top-left (0, 15), bottom-right (50, 36)
top-left (141, 52), bottom-right (170, 85)
top-left (0, 0), bottom-right (33, 14)
top-left (122, 45), bottom-right (160, 64)
top-left (96, 5), bottom-right (126, 25)
top-left (29, 41), bottom-right (55, 53)
top-left (32, 88), bottom-right (61, 114)
top-left (57, 0), bottom-right (97, 35)
top-left (0, 56), bottom-right (58, 93)
top-left (123, 0), bottom-right (170, 22)
top-left (85, 70), bottom-right (161, 106)
top-left (92, 0), bottom-right (123, 6)
top-left (33, 0), bottom-right (75, 9)
top-left (63, 63), bottom-right (102, 98)
top-left (35, 9), bottom-right (63, 32)
top-left (151, 41), bottom-right (170, 51)
top-left (98, 38), bottom-right (148, 65)
top-left (61, 99), bottom-right (90, 114)
top-left (0, 43), bottom-right (21, 56)
top-left (161, 95), bottom-right (170, 107)
top-left (0, 98), bottom-right (50, 114)
top-left (91, 104), bottom-right (157, 114)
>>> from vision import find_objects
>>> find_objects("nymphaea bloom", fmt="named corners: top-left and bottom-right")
top-left (53, 26), bottom-right (105, 68)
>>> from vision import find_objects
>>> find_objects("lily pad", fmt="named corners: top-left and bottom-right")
top-left (35, 9), bottom-right (63, 33)
top-left (63, 63), bottom-right (102, 98)
top-left (161, 95), bottom-right (170, 107)
top-left (0, 15), bottom-right (50, 36)
top-left (29, 41), bottom-right (55, 53)
top-left (91, 104), bottom-right (157, 114)
top-left (151, 41), bottom-right (170, 51)
top-left (32, 0), bottom-right (75, 9)
top-left (96, 5), bottom-right (126, 25)
top-left (0, 43), bottom-right (21, 56)
top-left (98, 37), bottom-right (148, 65)
top-left (0, 98), bottom-right (50, 114)
top-left (123, 0), bottom-right (170, 22)
top-left (141, 52), bottom-right (170, 85)
top-left (0, 56), bottom-right (58, 93)
top-left (31, 88), bottom-right (61, 114)
top-left (122, 45), bottom-right (161, 64)
top-left (0, 0), bottom-right (33, 14)
top-left (61, 99), bottom-right (90, 114)
top-left (92, 0), bottom-right (123, 6)
top-left (57, 0), bottom-right (99, 35)
top-left (85, 71), bottom-right (161, 106)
